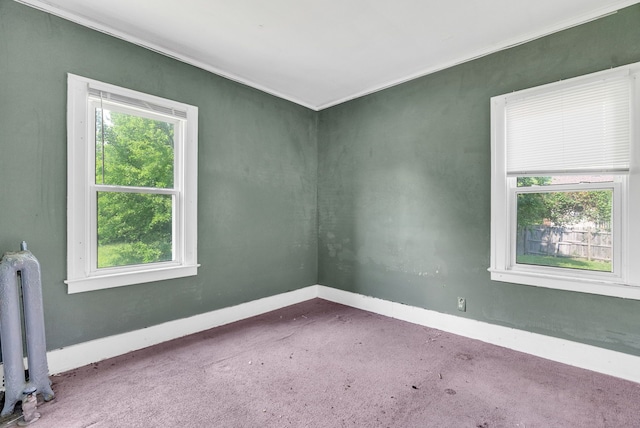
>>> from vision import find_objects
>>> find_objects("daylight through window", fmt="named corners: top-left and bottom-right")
top-left (490, 63), bottom-right (640, 299)
top-left (66, 74), bottom-right (199, 293)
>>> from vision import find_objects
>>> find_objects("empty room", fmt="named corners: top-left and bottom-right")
top-left (1, 0), bottom-right (640, 426)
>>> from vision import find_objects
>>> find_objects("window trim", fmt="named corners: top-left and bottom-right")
top-left (66, 74), bottom-right (199, 293)
top-left (490, 63), bottom-right (640, 300)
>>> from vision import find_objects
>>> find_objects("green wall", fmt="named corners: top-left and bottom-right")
top-left (0, 0), bottom-right (318, 350)
top-left (3, 0), bottom-right (640, 358)
top-left (318, 4), bottom-right (640, 356)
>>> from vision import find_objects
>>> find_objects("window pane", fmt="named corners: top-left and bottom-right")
top-left (516, 187), bottom-right (612, 272)
top-left (95, 108), bottom-right (174, 188)
top-left (97, 192), bottom-right (173, 268)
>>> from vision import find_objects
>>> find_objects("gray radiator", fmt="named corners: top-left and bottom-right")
top-left (0, 242), bottom-right (54, 416)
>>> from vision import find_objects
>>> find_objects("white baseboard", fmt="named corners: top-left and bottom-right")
top-left (45, 285), bottom-right (319, 375)
top-left (317, 285), bottom-right (640, 384)
top-left (5, 284), bottom-right (637, 386)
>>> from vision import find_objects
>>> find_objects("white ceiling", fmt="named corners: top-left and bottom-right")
top-left (17, 0), bottom-right (640, 110)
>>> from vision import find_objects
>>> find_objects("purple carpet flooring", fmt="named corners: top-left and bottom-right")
top-left (21, 299), bottom-right (640, 427)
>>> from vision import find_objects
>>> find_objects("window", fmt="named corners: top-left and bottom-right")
top-left (66, 74), bottom-right (198, 293)
top-left (490, 63), bottom-right (640, 299)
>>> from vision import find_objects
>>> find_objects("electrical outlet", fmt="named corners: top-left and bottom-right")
top-left (457, 297), bottom-right (466, 312)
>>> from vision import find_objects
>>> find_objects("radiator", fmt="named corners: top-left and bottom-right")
top-left (0, 242), bottom-right (54, 416)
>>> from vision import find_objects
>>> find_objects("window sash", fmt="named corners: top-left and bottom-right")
top-left (508, 178), bottom-right (622, 278)
top-left (90, 187), bottom-right (180, 272)
top-left (90, 99), bottom-right (181, 190)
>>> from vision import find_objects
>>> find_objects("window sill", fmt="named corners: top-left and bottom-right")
top-left (489, 268), bottom-right (640, 300)
top-left (65, 264), bottom-right (200, 294)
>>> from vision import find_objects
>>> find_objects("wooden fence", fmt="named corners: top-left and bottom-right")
top-left (517, 226), bottom-right (611, 262)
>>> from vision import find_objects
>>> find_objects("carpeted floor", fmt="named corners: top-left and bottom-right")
top-left (14, 299), bottom-right (640, 427)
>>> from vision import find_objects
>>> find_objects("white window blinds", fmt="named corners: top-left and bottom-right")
top-left (88, 87), bottom-right (187, 119)
top-left (505, 75), bottom-right (631, 176)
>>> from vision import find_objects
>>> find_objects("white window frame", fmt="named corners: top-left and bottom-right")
top-left (66, 74), bottom-right (199, 293)
top-left (490, 63), bottom-right (640, 299)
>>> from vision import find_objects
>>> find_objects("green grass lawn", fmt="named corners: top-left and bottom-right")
top-left (98, 242), bottom-right (171, 268)
top-left (97, 243), bottom-right (127, 268)
top-left (516, 254), bottom-right (611, 272)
